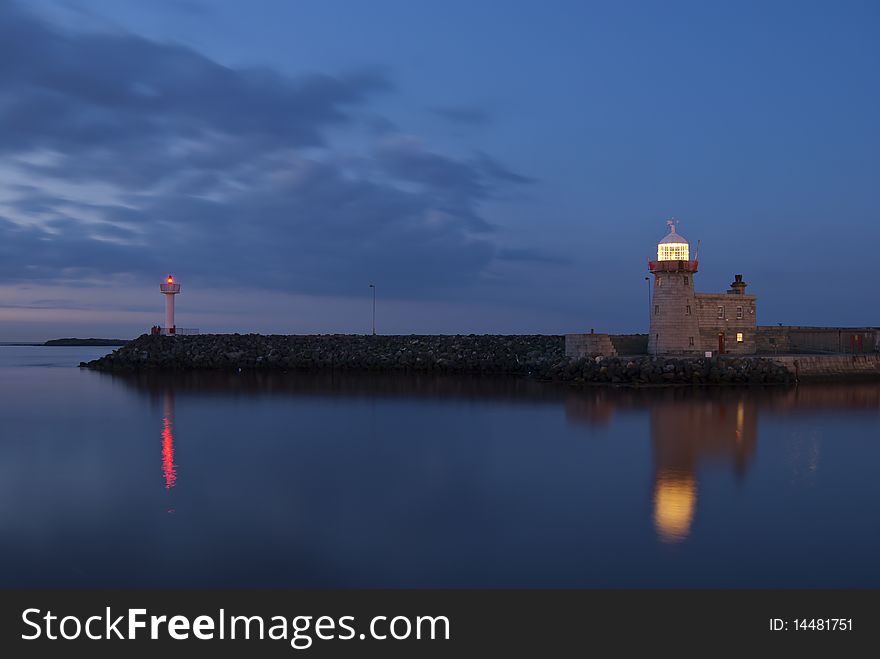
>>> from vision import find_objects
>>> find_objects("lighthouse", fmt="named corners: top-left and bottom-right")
top-left (160, 275), bottom-right (181, 335)
top-left (647, 219), bottom-right (758, 355)
top-left (648, 220), bottom-right (701, 355)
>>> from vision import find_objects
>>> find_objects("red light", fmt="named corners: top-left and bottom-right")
top-left (162, 414), bottom-right (176, 489)
top-left (167, 276), bottom-right (173, 283)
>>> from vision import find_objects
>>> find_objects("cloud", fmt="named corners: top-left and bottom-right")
top-left (0, 1), bottom-right (542, 302)
top-left (0, 0), bottom-right (390, 168)
top-left (430, 105), bottom-right (491, 126)
top-left (159, 0), bottom-right (211, 15)
top-left (496, 248), bottom-right (570, 265)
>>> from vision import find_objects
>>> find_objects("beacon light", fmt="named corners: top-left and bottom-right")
top-left (657, 219), bottom-right (690, 261)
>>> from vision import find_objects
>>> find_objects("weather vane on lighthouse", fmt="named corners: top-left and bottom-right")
top-left (159, 274), bottom-right (181, 335)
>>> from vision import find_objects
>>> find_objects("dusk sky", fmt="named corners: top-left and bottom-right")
top-left (1, 0), bottom-right (877, 340)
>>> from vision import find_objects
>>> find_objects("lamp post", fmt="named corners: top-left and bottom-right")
top-left (369, 284), bottom-right (376, 335)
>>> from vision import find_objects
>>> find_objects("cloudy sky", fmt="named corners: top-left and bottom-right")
top-left (0, 0), bottom-right (877, 340)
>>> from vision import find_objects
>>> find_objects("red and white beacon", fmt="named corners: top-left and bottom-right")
top-left (160, 275), bottom-right (181, 335)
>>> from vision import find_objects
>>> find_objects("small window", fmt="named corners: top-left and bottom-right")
top-left (683, 276), bottom-right (689, 286)
top-left (657, 278), bottom-right (662, 287)
top-left (685, 305), bottom-right (691, 315)
top-left (717, 306), bottom-right (724, 319)
top-left (737, 306), bottom-right (743, 319)
top-left (654, 305), bottom-right (659, 315)
top-left (736, 332), bottom-right (744, 343)
top-left (688, 336), bottom-right (694, 347)
top-left (655, 334), bottom-right (659, 342)
top-left (769, 337), bottom-right (777, 345)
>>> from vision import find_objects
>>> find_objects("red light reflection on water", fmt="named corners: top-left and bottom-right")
top-left (161, 393), bottom-right (176, 489)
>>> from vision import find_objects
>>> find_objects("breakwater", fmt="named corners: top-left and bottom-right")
top-left (82, 334), bottom-right (796, 385)
top-left (45, 337), bottom-right (129, 346)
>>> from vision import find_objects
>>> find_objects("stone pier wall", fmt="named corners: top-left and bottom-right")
top-left (757, 326), bottom-right (879, 354)
top-left (771, 354), bottom-right (880, 381)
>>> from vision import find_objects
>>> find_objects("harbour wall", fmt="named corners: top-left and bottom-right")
top-left (757, 326), bottom-right (879, 354)
top-left (770, 354), bottom-right (880, 381)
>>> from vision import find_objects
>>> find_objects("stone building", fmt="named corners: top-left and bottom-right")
top-left (648, 221), bottom-right (757, 356)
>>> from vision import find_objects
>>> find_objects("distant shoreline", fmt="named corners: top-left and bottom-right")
top-left (43, 338), bottom-right (131, 347)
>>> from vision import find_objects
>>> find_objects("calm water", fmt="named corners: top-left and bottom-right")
top-left (1, 345), bottom-right (879, 588)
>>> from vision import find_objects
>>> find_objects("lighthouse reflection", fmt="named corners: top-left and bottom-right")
top-left (650, 397), bottom-right (756, 543)
top-left (566, 389), bottom-right (758, 544)
top-left (161, 390), bottom-right (177, 490)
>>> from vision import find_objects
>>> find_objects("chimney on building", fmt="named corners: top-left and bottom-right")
top-left (727, 274), bottom-right (747, 295)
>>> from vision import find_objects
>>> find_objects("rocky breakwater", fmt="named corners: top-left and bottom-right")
top-left (82, 334), bottom-right (795, 385)
top-left (82, 334), bottom-right (565, 375)
top-left (552, 355), bottom-right (795, 385)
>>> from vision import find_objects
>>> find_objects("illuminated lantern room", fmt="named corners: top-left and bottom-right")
top-left (657, 219), bottom-right (689, 261)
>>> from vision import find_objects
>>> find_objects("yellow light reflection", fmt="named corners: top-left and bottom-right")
top-left (653, 474), bottom-right (697, 544)
top-left (736, 401), bottom-right (744, 443)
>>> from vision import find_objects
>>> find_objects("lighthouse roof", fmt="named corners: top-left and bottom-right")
top-left (656, 219), bottom-right (691, 262)
top-left (659, 223), bottom-right (688, 244)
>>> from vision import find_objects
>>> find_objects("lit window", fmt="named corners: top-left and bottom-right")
top-left (654, 305), bottom-right (659, 315)
top-left (717, 306), bottom-right (724, 319)
top-left (737, 306), bottom-right (743, 319)
top-left (685, 305), bottom-right (691, 315)
top-left (736, 333), bottom-right (744, 343)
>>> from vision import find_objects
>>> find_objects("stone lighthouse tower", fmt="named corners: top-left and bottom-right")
top-left (648, 220), bottom-right (701, 355)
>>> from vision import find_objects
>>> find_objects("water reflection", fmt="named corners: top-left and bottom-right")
top-left (649, 396), bottom-right (757, 543)
top-left (4, 345), bottom-right (880, 588)
top-left (161, 390), bottom-right (177, 490)
top-left (569, 390), bottom-right (759, 543)
top-left (114, 371), bottom-right (880, 548)
top-left (565, 385), bottom-right (880, 544)
top-left (653, 475), bottom-right (697, 543)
